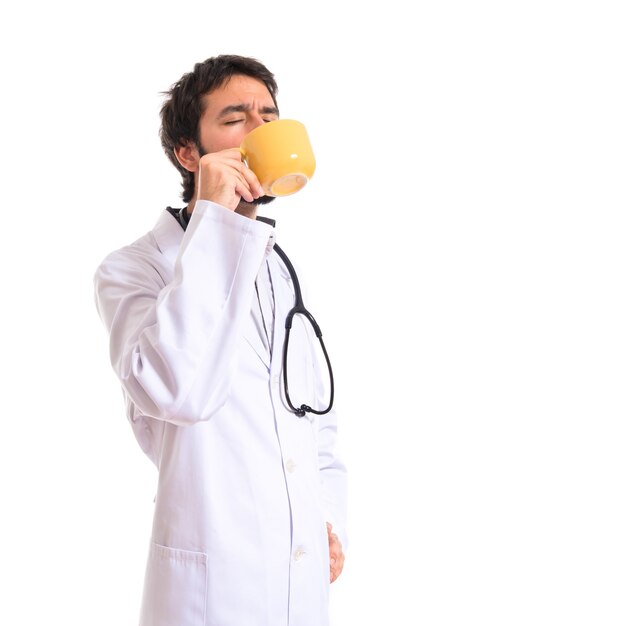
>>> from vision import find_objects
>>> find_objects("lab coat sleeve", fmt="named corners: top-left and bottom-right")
top-left (94, 201), bottom-right (273, 425)
top-left (296, 287), bottom-right (348, 550)
top-left (318, 404), bottom-right (349, 550)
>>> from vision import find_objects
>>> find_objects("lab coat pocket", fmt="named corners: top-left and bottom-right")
top-left (140, 541), bottom-right (208, 626)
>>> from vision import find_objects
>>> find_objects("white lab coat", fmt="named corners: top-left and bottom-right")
top-left (94, 200), bottom-right (347, 626)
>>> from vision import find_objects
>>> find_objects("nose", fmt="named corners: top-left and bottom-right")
top-left (248, 112), bottom-right (268, 132)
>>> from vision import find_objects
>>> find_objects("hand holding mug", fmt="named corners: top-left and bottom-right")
top-left (196, 148), bottom-right (265, 210)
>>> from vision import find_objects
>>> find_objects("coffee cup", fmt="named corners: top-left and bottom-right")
top-left (240, 119), bottom-right (316, 197)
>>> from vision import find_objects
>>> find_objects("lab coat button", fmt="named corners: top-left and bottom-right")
top-left (285, 458), bottom-right (296, 474)
top-left (294, 547), bottom-right (306, 561)
top-left (271, 375), bottom-right (280, 388)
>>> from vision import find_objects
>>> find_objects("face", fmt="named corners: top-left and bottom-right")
top-left (197, 74), bottom-right (279, 152)
top-left (195, 74), bottom-right (279, 207)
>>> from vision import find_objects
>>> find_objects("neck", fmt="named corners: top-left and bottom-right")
top-left (234, 201), bottom-right (258, 220)
top-left (186, 195), bottom-right (258, 220)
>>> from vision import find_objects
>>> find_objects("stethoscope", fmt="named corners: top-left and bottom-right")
top-left (272, 242), bottom-right (334, 417)
top-left (171, 207), bottom-right (335, 418)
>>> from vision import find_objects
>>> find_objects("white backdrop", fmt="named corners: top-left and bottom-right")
top-left (0, 1), bottom-right (624, 624)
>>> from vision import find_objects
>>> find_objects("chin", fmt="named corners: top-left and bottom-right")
top-left (235, 195), bottom-right (276, 219)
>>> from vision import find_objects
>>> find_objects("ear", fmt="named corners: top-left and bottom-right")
top-left (174, 141), bottom-right (200, 172)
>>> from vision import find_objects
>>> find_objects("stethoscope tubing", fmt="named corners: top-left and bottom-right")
top-left (274, 243), bottom-right (335, 417)
top-left (173, 208), bottom-right (334, 418)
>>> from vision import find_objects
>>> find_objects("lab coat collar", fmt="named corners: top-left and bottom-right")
top-left (256, 215), bottom-right (276, 228)
top-left (152, 210), bottom-right (184, 267)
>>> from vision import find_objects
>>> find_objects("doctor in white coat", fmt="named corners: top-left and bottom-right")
top-left (94, 55), bottom-right (347, 626)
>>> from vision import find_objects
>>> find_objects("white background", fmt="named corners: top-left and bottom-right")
top-left (0, 1), bottom-right (624, 624)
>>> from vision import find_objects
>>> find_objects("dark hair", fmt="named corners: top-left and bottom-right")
top-left (159, 55), bottom-right (279, 203)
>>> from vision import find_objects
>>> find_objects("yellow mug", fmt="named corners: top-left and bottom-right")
top-left (240, 119), bottom-right (316, 197)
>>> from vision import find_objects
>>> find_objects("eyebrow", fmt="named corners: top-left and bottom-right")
top-left (217, 104), bottom-right (280, 118)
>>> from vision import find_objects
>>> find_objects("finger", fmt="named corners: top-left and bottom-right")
top-left (224, 162), bottom-right (258, 203)
top-left (233, 173), bottom-right (255, 203)
top-left (330, 546), bottom-right (343, 567)
top-left (239, 161), bottom-right (264, 198)
top-left (329, 544), bottom-right (344, 582)
top-left (227, 147), bottom-right (264, 198)
top-left (330, 553), bottom-right (344, 583)
top-left (199, 149), bottom-right (256, 178)
top-left (330, 562), bottom-right (341, 583)
top-left (337, 552), bottom-right (345, 572)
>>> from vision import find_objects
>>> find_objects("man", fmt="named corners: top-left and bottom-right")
top-left (94, 55), bottom-right (347, 626)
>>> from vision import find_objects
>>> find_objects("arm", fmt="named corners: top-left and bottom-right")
top-left (94, 201), bottom-right (273, 425)
top-left (304, 320), bottom-right (348, 581)
top-left (318, 404), bottom-right (348, 580)
top-left (290, 264), bottom-right (349, 579)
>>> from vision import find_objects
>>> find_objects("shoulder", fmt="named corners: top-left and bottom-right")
top-left (94, 226), bottom-right (169, 293)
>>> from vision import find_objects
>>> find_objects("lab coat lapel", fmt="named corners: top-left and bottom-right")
top-left (152, 210), bottom-right (184, 268)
